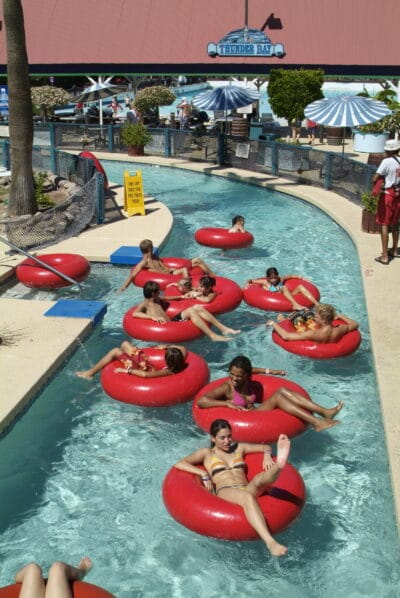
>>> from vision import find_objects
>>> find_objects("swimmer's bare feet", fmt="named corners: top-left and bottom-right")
top-left (75, 371), bottom-right (94, 380)
top-left (221, 327), bottom-right (241, 336)
top-left (324, 401), bottom-right (344, 420)
top-left (76, 556), bottom-right (92, 580)
top-left (313, 418), bottom-right (340, 432)
top-left (210, 333), bottom-right (232, 342)
top-left (266, 538), bottom-right (288, 557)
top-left (276, 434), bottom-right (291, 469)
top-left (290, 303), bottom-right (304, 310)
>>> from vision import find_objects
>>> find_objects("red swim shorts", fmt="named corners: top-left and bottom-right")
top-left (376, 188), bottom-right (400, 226)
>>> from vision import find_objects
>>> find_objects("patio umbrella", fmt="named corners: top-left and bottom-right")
top-left (77, 80), bottom-right (127, 126)
top-left (193, 85), bottom-right (260, 112)
top-left (304, 95), bottom-right (391, 154)
top-left (304, 95), bottom-right (391, 128)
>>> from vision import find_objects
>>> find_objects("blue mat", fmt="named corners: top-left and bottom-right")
top-left (110, 245), bottom-right (158, 265)
top-left (44, 300), bottom-right (107, 327)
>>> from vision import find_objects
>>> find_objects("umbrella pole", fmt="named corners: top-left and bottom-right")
top-left (99, 98), bottom-right (103, 130)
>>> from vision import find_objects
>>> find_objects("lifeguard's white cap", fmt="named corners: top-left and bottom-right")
top-left (384, 139), bottom-right (400, 152)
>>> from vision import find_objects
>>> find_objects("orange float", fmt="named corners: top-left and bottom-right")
top-left (272, 318), bottom-right (362, 359)
top-left (243, 278), bottom-right (320, 311)
top-left (101, 347), bottom-right (209, 406)
top-left (16, 254), bottom-right (90, 289)
top-left (163, 453), bottom-right (305, 541)
top-left (192, 375), bottom-right (308, 443)
top-left (0, 581), bottom-right (115, 597)
top-left (195, 227), bottom-right (254, 250)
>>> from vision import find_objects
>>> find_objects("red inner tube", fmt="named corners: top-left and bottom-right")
top-left (162, 453), bottom-right (306, 540)
top-left (123, 304), bottom-right (204, 343)
top-left (195, 227), bottom-right (254, 250)
top-left (79, 151), bottom-right (108, 191)
top-left (164, 275), bottom-right (242, 316)
top-left (16, 254), bottom-right (91, 289)
top-left (134, 258), bottom-right (203, 289)
top-left (272, 318), bottom-right (362, 359)
top-left (192, 375), bottom-right (308, 442)
top-left (243, 278), bottom-right (320, 311)
top-left (0, 581), bottom-right (115, 598)
top-left (101, 348), bottom-right (210, 406)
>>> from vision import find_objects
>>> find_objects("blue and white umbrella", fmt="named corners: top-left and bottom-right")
top-left (193, 85), bottom-right (260, 112)
top-left (304, 95), bottom-right (391, 128)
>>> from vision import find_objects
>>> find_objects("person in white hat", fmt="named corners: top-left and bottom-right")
top-left (372, 139), bottom-right (400, 264)
top-left (177, 97), bottom-right (191, 130)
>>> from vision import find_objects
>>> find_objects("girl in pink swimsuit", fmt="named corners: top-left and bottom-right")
top-left (197, 355), bottom-right (343, 431)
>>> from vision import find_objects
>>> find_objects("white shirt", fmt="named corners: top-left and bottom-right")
top-left (377, 155), bottom-right (400, 188)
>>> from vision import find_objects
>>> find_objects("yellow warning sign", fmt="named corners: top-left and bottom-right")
top-left (124, 170), bottom-right (145, 216)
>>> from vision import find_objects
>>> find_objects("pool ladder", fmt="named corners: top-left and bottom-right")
top-left (0, 236), bottom-right (83, 295)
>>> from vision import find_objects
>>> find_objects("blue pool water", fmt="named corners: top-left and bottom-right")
top-left (1, 163), bottom-right (399, 597)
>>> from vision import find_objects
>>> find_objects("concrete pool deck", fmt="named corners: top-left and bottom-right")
top-left (0, 152), bottom-right (399, 533)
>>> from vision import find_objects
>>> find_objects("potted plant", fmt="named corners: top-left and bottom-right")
top-left (354, 120), bottom-right (389, 153)
top-left (360, 190), bottom-right (381, 234)
top-left (354, 89), bottom-right (400, 153)
top-left (120, 122), bottom-right (152, 156)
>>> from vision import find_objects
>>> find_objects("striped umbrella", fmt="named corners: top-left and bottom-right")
top-left (193, 85), bottom-right (260, 112)
top-left (304, 95), bottom-right (391, 127)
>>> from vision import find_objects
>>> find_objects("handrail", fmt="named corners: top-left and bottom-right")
top-left (0, 236), bottom-right (83, 294)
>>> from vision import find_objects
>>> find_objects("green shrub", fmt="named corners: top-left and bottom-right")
top-left (361, 191), bottom-right (379, 214)
top-left (120, 123), bottom-right (152, 148)
top-left (34, 172), bottom-right (55, 208)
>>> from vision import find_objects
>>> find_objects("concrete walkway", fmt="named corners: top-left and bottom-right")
top-left (0, 148), bottom-right (399, 533)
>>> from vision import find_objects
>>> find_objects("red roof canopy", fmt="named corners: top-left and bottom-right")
top-left (0, 0), bottom-right (399, 76)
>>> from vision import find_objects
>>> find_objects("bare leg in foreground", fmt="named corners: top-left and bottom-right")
top-left (15, 557), bottom-right (92, 598)
top-left (218, 435), bottom-right (291, 557)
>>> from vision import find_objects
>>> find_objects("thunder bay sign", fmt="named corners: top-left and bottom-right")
top-left (208, 27), bottom-right (284, 58)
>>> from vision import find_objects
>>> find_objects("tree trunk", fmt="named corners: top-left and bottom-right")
top-left (3, 0), bottom-right (37, 216)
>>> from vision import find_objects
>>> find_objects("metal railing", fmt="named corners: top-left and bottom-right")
top-left (40, 121), bottom-right (375, 205)
top-left (0, 122), bottom-right (377, 209)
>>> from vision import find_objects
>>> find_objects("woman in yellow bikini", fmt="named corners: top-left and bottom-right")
top-left (175, 419), bottom-right (291, 557)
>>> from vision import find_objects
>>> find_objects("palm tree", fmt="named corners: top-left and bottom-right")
top-left (3, 0), bottom-right (37, 216)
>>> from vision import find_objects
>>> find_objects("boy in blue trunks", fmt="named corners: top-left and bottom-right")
top-left (133, 281), bottom-right (240, 342)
